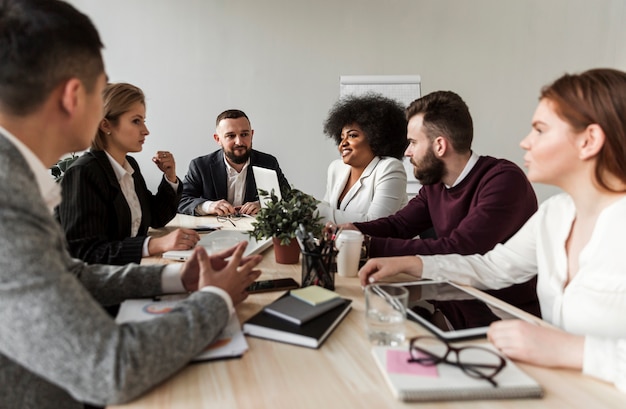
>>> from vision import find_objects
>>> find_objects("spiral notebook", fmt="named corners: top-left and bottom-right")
top-left (371, 344), bottom-right (543, 402)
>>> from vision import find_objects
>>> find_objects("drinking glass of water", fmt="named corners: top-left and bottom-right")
top-left (365, 284), bottom-right (409, 346)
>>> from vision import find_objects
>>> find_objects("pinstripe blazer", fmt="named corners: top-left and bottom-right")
top-left (178, 149), bottom-right (290, 215)
top-left (56, 150), bottom-right (181, 265)
top-left (0, 133), bottom-right (230, 408)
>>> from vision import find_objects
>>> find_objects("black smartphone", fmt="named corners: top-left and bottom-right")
top-left (246, 278), bottom-right (299, 293)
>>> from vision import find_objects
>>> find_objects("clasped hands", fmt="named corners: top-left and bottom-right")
top-left (179, 241), bottom-right (262, 305)
top-left (210, 199), bottom-right (260, 216)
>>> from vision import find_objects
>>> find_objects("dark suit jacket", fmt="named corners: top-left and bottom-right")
top-left (56, 150), bottom-right (181, 265)
top-left (178, 149), bottom-right (290, 215)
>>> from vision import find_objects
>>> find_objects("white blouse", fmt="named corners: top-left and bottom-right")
top-left (421, 193), bottom-right (626, 392)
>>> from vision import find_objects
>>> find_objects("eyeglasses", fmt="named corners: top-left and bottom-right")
top-left (407, 336), bottom-right (506, 387)
top-left (216, 213), bottom-right (242, 227)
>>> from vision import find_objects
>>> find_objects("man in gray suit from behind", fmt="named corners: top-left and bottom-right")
top-left (0, 1), bottom-right (262, 408)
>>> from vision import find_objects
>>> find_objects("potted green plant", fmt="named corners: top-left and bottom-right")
top-left (249, 188), bottom-right (323, 264)
top-left (50, 153), bottom-right (79, 182)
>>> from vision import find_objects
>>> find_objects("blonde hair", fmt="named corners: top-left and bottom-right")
top-left (92, 83), bottom-right (145, 151)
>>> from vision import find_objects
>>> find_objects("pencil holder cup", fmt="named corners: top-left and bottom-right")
top-left (301, 249), bottom-right (336, 290)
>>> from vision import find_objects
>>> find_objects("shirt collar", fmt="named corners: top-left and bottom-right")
top-left (104, 150), bottom-right (134, 181)
top-left (222, 153), bottom-right (250, 175)
top-left (448, 151), bottom-right (479, 188)
top-left (0, 125), bottom-right (61, 212)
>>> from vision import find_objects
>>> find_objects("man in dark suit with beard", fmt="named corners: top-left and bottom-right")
top-left (178, 109), bottom-right (290, 216)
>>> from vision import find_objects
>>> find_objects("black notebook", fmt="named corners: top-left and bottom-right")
top-left (263, 293), bottom-right (345, 325)
top-left (243, 297), bottom-right (352, 348)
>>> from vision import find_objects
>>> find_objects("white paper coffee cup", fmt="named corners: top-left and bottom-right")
top-left (335, 230), bottom-right (364, 277)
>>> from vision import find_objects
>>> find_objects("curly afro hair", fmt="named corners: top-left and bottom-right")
top-left (323, 93), bottom-right (408, 159)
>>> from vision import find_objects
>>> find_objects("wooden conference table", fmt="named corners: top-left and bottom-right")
top-left (109, 214), bottom-right (624, 409)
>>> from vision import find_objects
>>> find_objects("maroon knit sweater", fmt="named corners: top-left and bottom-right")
top-left (355, 156), bottom-right (541, 320)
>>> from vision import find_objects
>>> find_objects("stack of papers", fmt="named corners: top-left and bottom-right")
top-left (116, 295), bottom-right (248, 361)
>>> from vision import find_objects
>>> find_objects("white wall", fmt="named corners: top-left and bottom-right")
top-left (68, 0), bottom-right (626, 203)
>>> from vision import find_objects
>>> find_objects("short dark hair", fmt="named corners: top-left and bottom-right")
top-left (323, 93), bottom-right (408, 159)
top-left (541, 68), bottom-right (626, 192)
top-left (406, 91), bottom-right (473, 153)
top-left (0, 0), bottom-right (104, 116)
top-left (216, 109), bottom-right (250, 127)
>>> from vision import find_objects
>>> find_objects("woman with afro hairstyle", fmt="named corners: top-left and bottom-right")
top-left (318, 93), bottom-right (409, 224)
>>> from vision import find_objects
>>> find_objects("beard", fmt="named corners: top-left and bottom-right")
top-left (412, 148), bottom-right (445, 185)
top-left (224, 145), bottom-right (251, 165)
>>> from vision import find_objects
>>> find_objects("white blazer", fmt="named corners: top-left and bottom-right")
top-left (318, 156), bottom-right (408, 224)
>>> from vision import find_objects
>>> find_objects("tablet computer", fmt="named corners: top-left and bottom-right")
top-left (392, 280), bottom-right (531, 341)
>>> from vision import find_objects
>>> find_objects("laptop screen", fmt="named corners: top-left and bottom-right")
top-left (252, 166), bottom-right (281, 208)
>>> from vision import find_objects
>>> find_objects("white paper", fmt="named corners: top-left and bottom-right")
top-left (116, 294), bottom-right (248, 361)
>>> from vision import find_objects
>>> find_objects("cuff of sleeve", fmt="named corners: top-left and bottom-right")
top-left (200, 286), bottom-right (234, 315)
top-left (161, 264), bottom-right (186, 293)
top-left (618, 340), bottom-right (626, 392)
top-left (583, 336), bottom-right (616, 384)
top-left (420, 256), bottom-right (439, 280)
top-left (142, 236), bottom-right (151, 257)
top-left (196, 201), bottom-right (214, 216)
top-left (165, 176), bottom-right (179, 190)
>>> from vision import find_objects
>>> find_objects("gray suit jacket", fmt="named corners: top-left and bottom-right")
top-left (0, 133), bottom-right (229, 408)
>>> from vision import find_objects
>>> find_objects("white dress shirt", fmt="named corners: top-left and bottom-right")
top-left (105, 151), bottom-right (142, 237)
top-left (197, 156), bottom-right (250, 215)
top-left (421, 193), bottom-right (626, 392)
top-left (225, 156), bottom-right (249, 207)
top-left (448, 151), bottom-right (479, 188)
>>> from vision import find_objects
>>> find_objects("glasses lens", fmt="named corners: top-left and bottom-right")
top-left (409, 337), bottom-right (446, 364)
top-left (456, 346), bottom-right (505, 379)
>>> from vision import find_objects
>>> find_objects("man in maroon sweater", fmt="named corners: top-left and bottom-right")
top-left (340, 91), bottom-right (540, 323)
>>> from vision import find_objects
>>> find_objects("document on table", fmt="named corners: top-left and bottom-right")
top-left (116, 294), bottom-right (248, 361)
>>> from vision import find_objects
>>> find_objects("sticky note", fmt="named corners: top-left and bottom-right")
top-left (290, 286), bottom-right (339, 305)
top-left (386, 349), bottom-right (439, 377)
